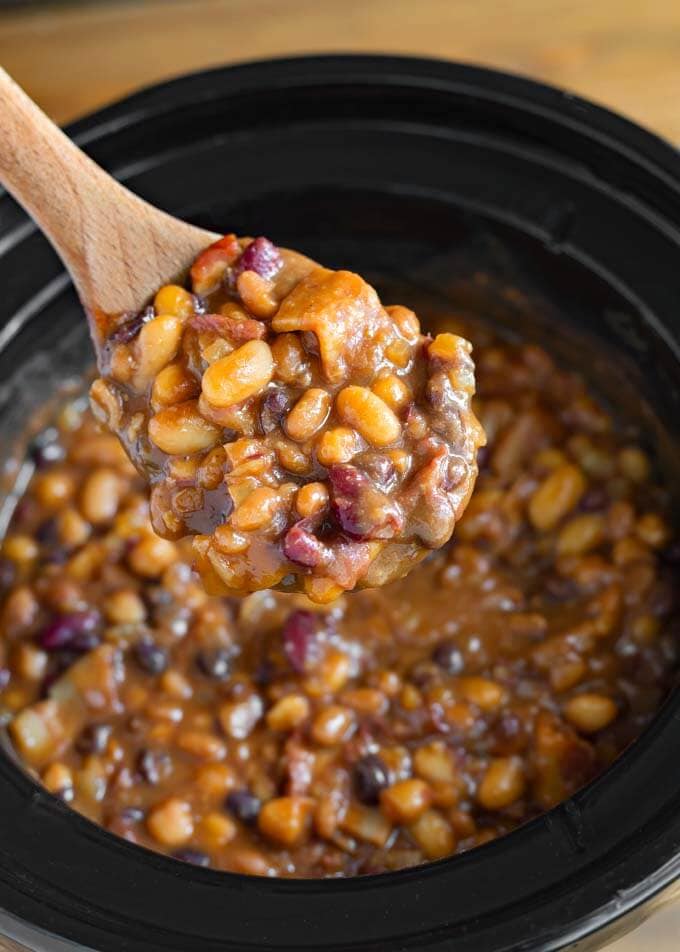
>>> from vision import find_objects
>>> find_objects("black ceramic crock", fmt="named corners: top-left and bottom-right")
top-left (1, 55), bottom-right (680, 952)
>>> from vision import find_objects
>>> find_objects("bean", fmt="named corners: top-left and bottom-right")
top-left (56, 509), bottom-right (91, 548)
top-left (137, 748), bottom-right (172, 784)
top-left (76, 723), bottom-right (112, 756)
top-left (196, 647), bottom-right (234, 680)
top-left (34, 471), bottom-right (76, 509)
top-left (226, 789), bottom-right (261, 824)
top-left (199, 812), bottom-right (236, 848)
top-left (194, 763), bottom-right (236, 798)
top-left (528, 463), bottom-right (586, 531)
top-left (564, 693), bottom-right (618, 733)
top-left (3, 535), bottom-right (39, 567)
top-left (231, 487), bottom-right (281, 532)
top-left (341, 804), bottom-right (393, 847)
top-left (295, 482), bottom-right (329, 518)
top-left (457, 677), bottom-right (505, 711)
top-left (315, 427), bottom-right (361, 466)
top-left (153, 284), bottom-right (195, 319)
top-left (42, 762), bottom-right (74, 801)
top-left (266, 695), bottom-right (310, 731)
top-left (134, 639), bottom-right (169, 675)
top-left (128, 536), bottom-right (178, 578)
top-left (432, 641), bottom-right (465, 674)
top-left (133, 315), bottom-right (184, 388)
top-left (556, 513), bottom-right (605, 556)
top-left (270, 333), bottom-right (311, 387)
top-left (103, 589), bottom-right (146, 625)
top-left (228, 848), bottom-right (275, 876)
top-left (258, 796), bottom-right (313, 846)
top-left (161, 669), bottom-right (194, 700)
top-left (147, 798), bottom-right (194, 846)
top-left (303, 575), bottom-right (344, 604)
top-left (371, 373), bottom-right (412, 412)
top-left (172, 848), bottom-right (210, 868)
top-left (285, 388), bottom-right (331, 442)
top-left (428, 332), bottom-right (463, 362)
top-left (336, 386), bottom-right (401, 447)
top-left (11, 643), bottom-right (48, 681)
top-left (340, 688), bottom-right (388, 715)
top-left (236, 270), bottom-right (278, 319)
top-left (477, 757), bottom-right (526, 810)
top-left (413, 742), bottom-right (457, 785)
top-left (148, 401), bottom-right (221, 456)
top-left (409, 809), bottom-right (456, 860)
top-left (176, 730), bottom-right (226, 761)
top-left (80, 468), bottom-right (121, 525)
top-left (386, 304), bottom-right (421, 341)
top-left (618, 446), bottom-right (650, 483)
top-left (218, 694), bottom-right (264, 740)
top-left (353, 754), bottom-right (390, 805)
top-left (201, 340), bottom-right (274, 408)
top-left (380, 779), bottom-right (432, 824)
top-left (310, 705), bottom-right (355, 746)
top-left (636, 513), bottom-right (671, 549)
top-left (385, 338), bottom-right (412, 368)
top-left (152, 363), bottom-right (199, 409)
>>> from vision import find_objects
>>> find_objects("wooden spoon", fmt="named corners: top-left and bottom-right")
top-left (0, 68), bottom-right (311, 349)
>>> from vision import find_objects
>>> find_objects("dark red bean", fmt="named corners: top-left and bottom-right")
top-left (173, 848), bottom-right (211, 868)
top-left (476, 445), bottom-right (490, 470)
top-left (432, 641), bottom-right (465, 675)
top-left (36, 518), bottom-right (60, 546)
top-left (70, 630), bottom-right (102, 653)
top-left (108, 307), bottom-right (154, 345)
top-left (579, 486), bottom-right (609, 512)
top-left (118, 806), bottom-right (145, 824)
top-left (543, 576), bottom-right (577, 602)
top-left (353, 755), bottom-right (390, 805)
top-left (329, 464), bottom-right (403, 541)
top-left (76, 723), bottom-right (112, 755)
top-left (192, 294), bottom-right (207, 315)
top-left (134, 638), bottom-right (169, 675)
top-left (409, 661), bottom-right (440, 688)
top-left (281, 610), bottom-right (323, 673)
top-left (235, 237), bottom-right (282, 281)
top-left (30, 429), bottom-right (65, 469)
top-left (196, 648), bottom-right (234, 681)
top-left (260, 388), bottom-right (290, 434)
top-left (358, 455), bottom-right (397, 492)
top-left (253, 658), bottom-right (278, 686)
top-left (491, 712), bottom-right (529, 755)
top-left (225, 789), bottom-right (261, 824)
top-left (137, 749), bottom-right (172, 785)
top-left (53, 785), bottom-right (74, 804)
top-left (0, 558), bottom-right (16, 591)
top-left (39, 610), bottom-right (101, 651)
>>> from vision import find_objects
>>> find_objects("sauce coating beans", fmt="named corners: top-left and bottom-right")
top-left (1, 314), bottom-right (678, 878)
top-left (90, 236), bottom-right (484, 601)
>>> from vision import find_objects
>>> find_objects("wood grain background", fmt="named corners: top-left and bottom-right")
top-left (0, 2), bottom-right (679, 950)
top-left (1, 0), bottom-right (680, 143)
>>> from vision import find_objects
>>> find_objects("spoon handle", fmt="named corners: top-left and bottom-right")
top-left (0, 67), bottom-right (216, 336)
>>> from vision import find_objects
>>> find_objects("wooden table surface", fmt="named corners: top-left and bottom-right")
top-left (1, 2), bottom-right (679, 950)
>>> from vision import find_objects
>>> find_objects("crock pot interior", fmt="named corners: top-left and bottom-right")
top-left (0, 56), bottom-right (680, 952)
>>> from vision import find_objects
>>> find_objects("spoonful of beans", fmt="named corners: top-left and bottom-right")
top-left (0, 67), bottom-right (485, 603)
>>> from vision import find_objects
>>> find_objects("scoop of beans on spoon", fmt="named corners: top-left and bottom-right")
top-left (0, 67), bottom-right (485, 602)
